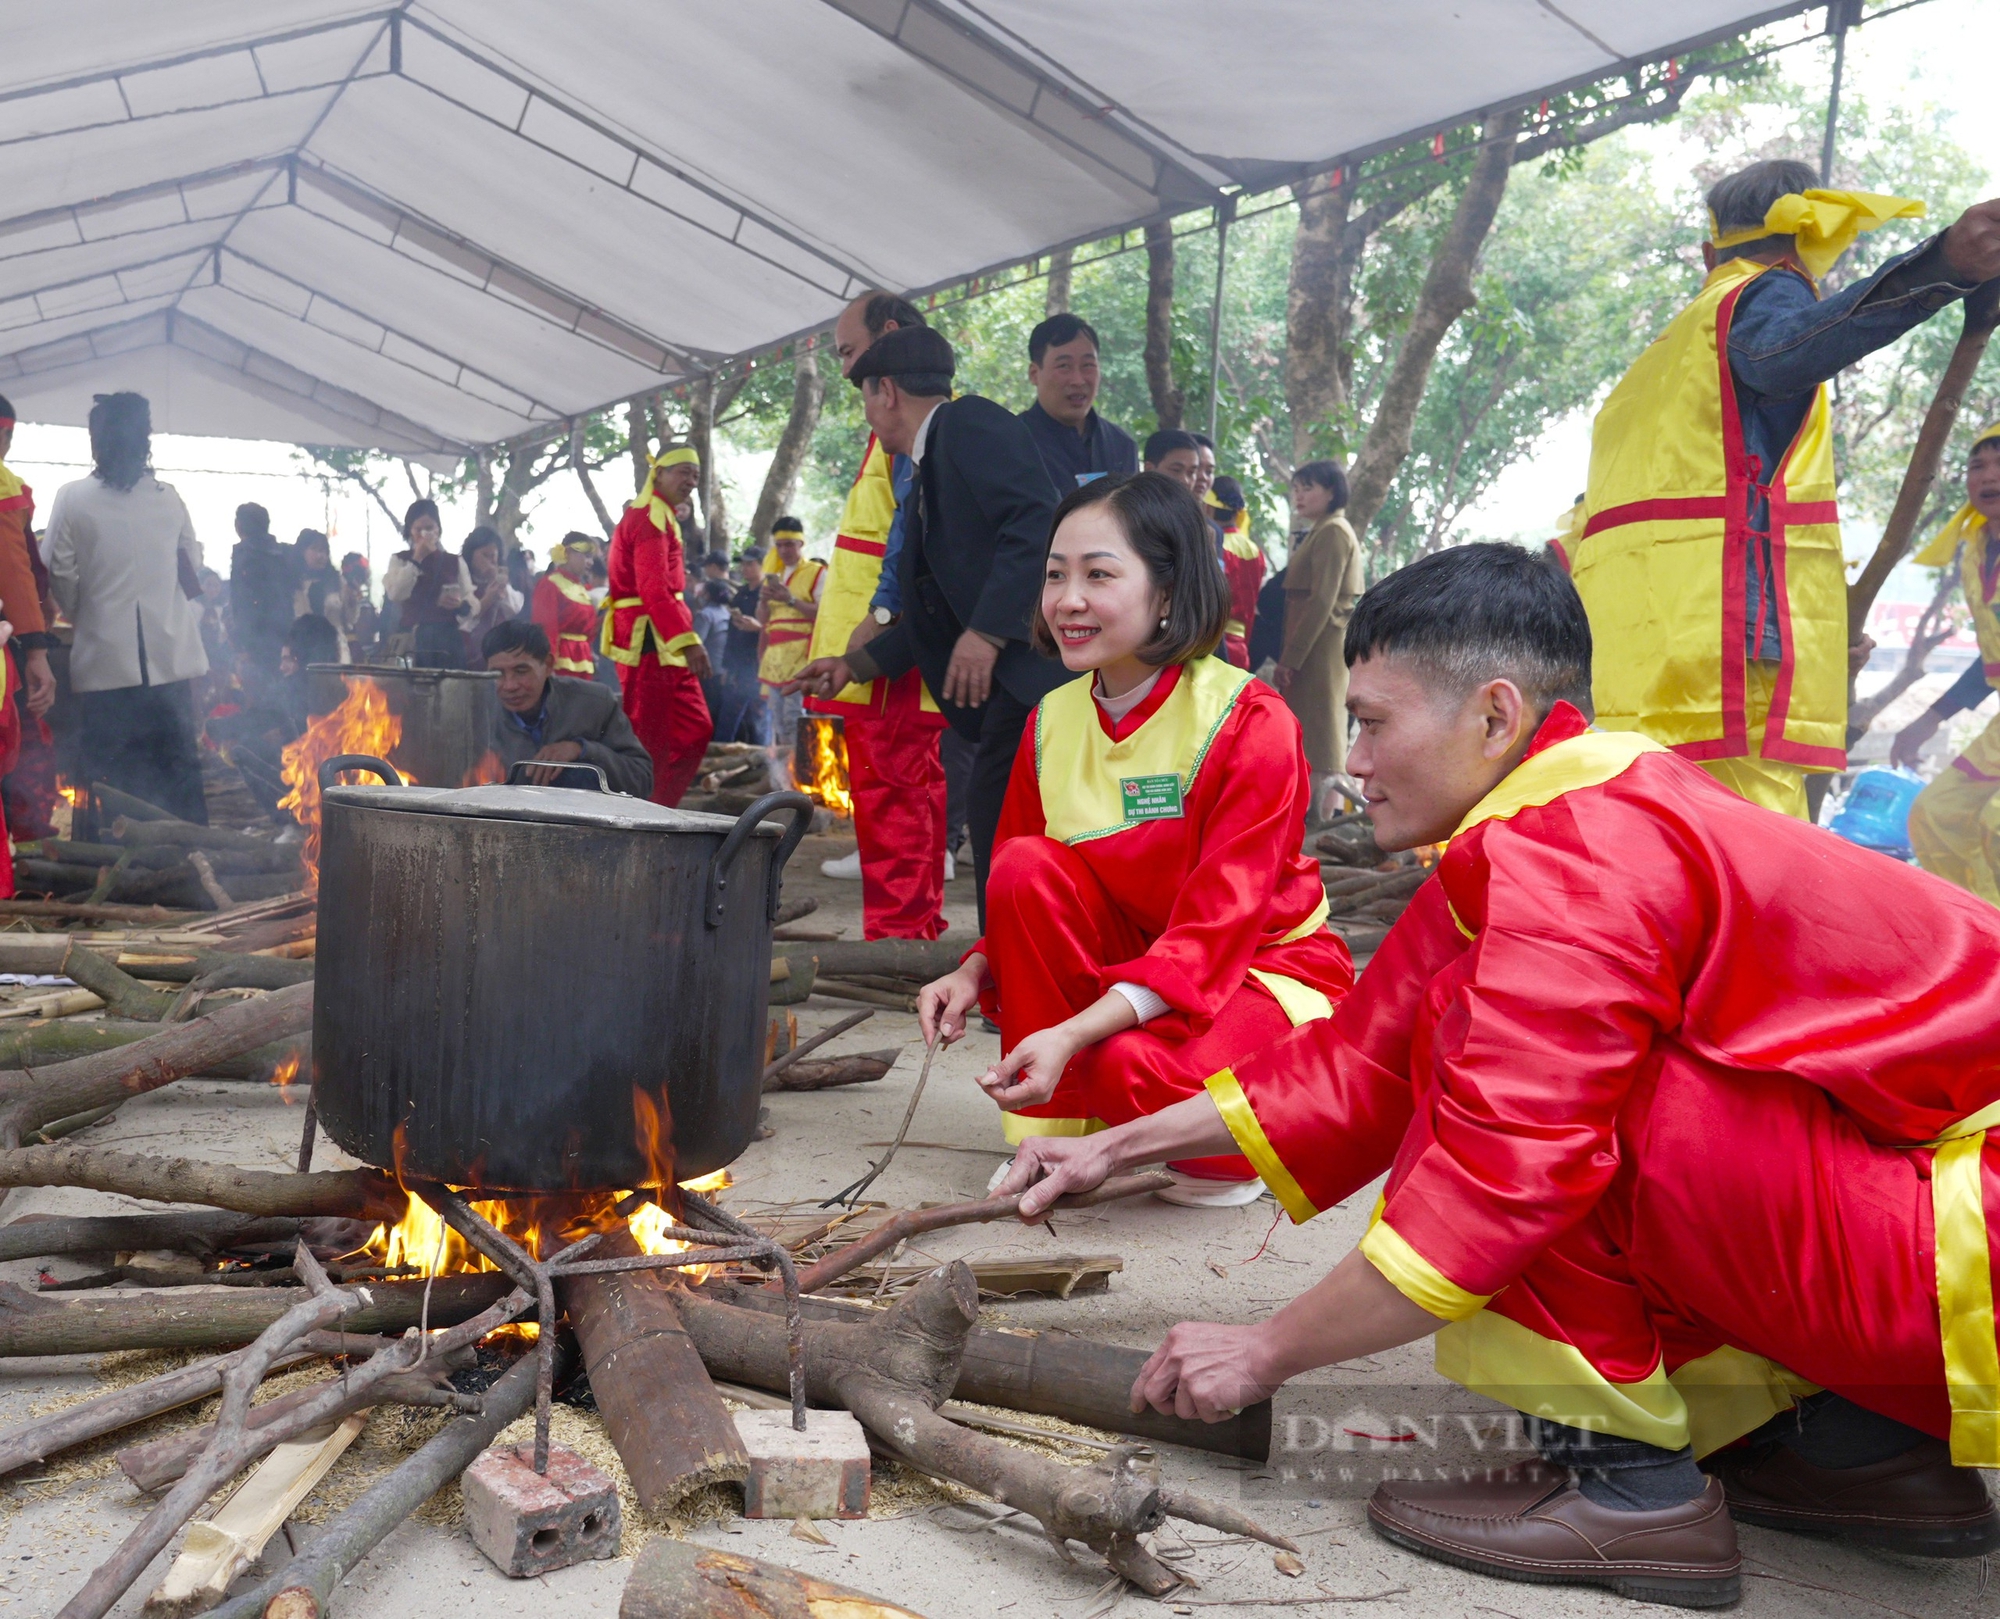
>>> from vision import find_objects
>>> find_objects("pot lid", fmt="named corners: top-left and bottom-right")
top-left (321, 780), bottom-right (782, 835)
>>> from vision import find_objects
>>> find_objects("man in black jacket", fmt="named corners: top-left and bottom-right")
top-left (483, 620), bottom-right (654, 798)
top-left (789, 326), bottom-right (1066, 923)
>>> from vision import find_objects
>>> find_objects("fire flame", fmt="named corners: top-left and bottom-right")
top-left (798, 717), bottom-right (851, 816)
top-left (1414, 843), bottom-right (1443, 870)
top-left (278, 681), bottom-right (408, 889)
top-left (56, 780), bottom-right (87, 810)
top-left (268, 1050), bottom-right (302, 1104)
top-left (461, 750), bottom-right (503, 787)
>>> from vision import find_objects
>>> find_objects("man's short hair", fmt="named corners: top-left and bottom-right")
top-left (483, 619), bottom-right (552, 662)
top-left (703, 550), bottom-right (730, 571)
top-left (862, 293), bottom-right (927, 337)
top-left (771, 516), bottom-right (804, 539)
top-left (0, 392), bottom-right (13, 421)
top-left (1029, 312), bottom-right (1100, 366)
top-left (1345, 542), bottom-right (1593, 717)
top-left (1707, 159), bottom-right (1820, 261)
top-left (1143, 428), bottom-right (1200, 465)
top-left (284, 612), bottom-right (340, 669)
top-left (1189, 431), bottom-right (1215, 451)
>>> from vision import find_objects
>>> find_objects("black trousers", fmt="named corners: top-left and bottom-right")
top-left (964, 683), bottom-right (1035, 932)
top-left (78, 680), bottom-right (208, 825)
top-left (941, 726), bottom-right (976, 856)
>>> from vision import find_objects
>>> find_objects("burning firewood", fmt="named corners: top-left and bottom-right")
top-left (620, 1541), bottom-right (928, 1619)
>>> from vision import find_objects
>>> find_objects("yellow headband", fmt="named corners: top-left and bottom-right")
top-left (1709, 189), bottom-right (1925, 281)
top-left (1912, 422), bottom-right (2000, 566)
top-left (629, 446), bottom-right (700, 530)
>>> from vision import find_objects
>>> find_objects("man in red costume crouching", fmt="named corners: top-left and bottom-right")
top-left (996, 543), bottom-right (2000, 1609)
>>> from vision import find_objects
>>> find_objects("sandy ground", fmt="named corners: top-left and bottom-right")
top-left (0, 829), bottom-right (1990, 1618)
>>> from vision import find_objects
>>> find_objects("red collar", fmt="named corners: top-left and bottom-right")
top-left (1522, 699), bottom-right (1591, 761)
top-left (1095, 661), bottom-right (1183, 741)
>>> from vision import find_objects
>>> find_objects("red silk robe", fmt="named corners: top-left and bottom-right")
top-left (1212, 701), bottom-right (2000, 1459)
top-left (978, 658), bottom-right (1352, 1175)
top-left (532, 571), bottom-right (597, 676)
top-left (604, 504), bottom-right (711, 806)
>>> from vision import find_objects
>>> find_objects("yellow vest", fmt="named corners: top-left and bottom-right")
top-left (1573, 257), bottom-right (1847, 769)
top-left (758, 557), bottom-right (825, 685)
top-left (1914, 513), bottom-right (2000, 690)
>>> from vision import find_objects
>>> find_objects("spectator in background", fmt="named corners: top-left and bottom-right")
top-left (484, 620), bottom-right (653, 797)
top-left (758, 517), bottom-right (824, 778)
top-left (335, 552), bottom-right (378, 660)
top-left (382, 499), bottom-right (471, 668)
top-left (713, 551), bottom-right (768, 745)
top-left (227, 502), bottom-right (300, 697)
top-left (44, 392), bottom-right (210, 824)
top-left (220, 611), bottom-right (339, 823)
top-left (1208, 476), bottom-right (1265, 670)
top-left (505, 546), bottom-right (535, 623)
top-left (1274, 459), bottom-right (1364, 822)
top-left (304, 576), bottom-right (350, 663)
top-left (457, 526), bottom-right (522, 663)
top-left (1019, 313), bottom-right (1137, 491)
top-left (1142, 429), bottom-right (1202, 492)
top-left (1189, 432), bottom-right (1218, 503)
top-left (0, 395), bottom-right (59, 849)
top-left (293, 529), bottom-right (340, 617)
top-left (533, 534), bottom-right (599, 677)
top-left (587, 554), bottom-right (617, 687)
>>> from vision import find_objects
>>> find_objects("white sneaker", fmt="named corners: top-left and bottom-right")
top-left (820, 850), bottom-right (862, 880)
top-left (944, 851), bottom-right (956, 881)
top-left (1152, 1170), bottom-right (1267, 1208)
top-left (986, 1156), bottom-right (1016, 1195)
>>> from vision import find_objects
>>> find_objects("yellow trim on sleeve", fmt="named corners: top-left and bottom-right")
top-left (1203, 1069), bottom-right (1316, 1224)
top-left (1001, 1113), bottom-right (1107, 1145)
top-left (1278, 894), bottom-right (1329, 944)
top-left (1932, 1131), bottom-right (2000, 1465)
top-left (1358, 1218), bottom-right (1494, 1322)
top-left (1246, 969), bottom-right (1333, 1027)
top-left (1450, 729), bottom-right (1666, 844)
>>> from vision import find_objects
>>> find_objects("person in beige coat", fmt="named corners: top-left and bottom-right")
top-left (1273, 460), bottom-right (1363, 813)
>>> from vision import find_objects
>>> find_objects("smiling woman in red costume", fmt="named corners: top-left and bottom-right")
top-left (917, 473), bottom-right (1352, 1208)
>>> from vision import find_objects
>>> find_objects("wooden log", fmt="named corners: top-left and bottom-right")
top-left (0, 1210), bottom-right (298, 1264)
top-left (118, 1359), bottom-right (469, 1492)
top-left (0, 1020), bottom-right (304, 1080)
top-left (144, 1412), bottom-right (368, 1616)
top-left (763, 1051), bottom-right (896, 1092)
top-left (91, 784), bottom-right (176, 823)
top-left (46, 941), bottom-right (177, 1021)
top-left (0, 1333), bottom-right (376, 1479)
top-left (558, 1230), bottom-right (748, 1511)
top-left (0, 899), bottom-right (196, 924)
top-left (758, 1010), bottom-right (871, 1089)
top-left (206, 1345), bottom-right (557, 1619)
top-left (187, 852), bottom-right (236, 912)
top-left (0, 1274), bottom-right (511, 1357)
top-left (772, 895), bottom-right (818, 926)
top-left (115, 818), bottom-right (291, 857)
top-left (0, 1145), bottom-right (399, 1219)
top-left (620, 1542), bottom-right (927, 1619)
top-left (696, 1279), bottom-right (1270, 1462)
top-left (810, 981), bottom-right (915, 1012)
top-left (0, 977), bottom-right (314, 1145)
top-left (774, 939), bottom-right (963, 981)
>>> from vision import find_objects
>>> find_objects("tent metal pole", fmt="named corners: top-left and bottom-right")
top-left (1819, 0), bottom-right (1859, 184)
top-left (1206, 197), bottom-right (1233, 446)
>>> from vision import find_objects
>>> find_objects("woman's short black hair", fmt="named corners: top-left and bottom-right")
top-left (402, 498), bottom-right (440, 538)
top-left (1030, 472), bottom-right (1228, 667)
top-left (283, 612), bottom-right (340, 669)
top-left (1291, 459), bottom-right (1349, 511)
top-left (483, 619), bottom-right (551, 662)
top-left (1345, 542), bottom-right (1592, 716)
top-left (88, 392), bottom-right (151, 492)
top-left (296, 528), bottom-right (330, 559)
top-left (462, 525), bottom-right (503, 562)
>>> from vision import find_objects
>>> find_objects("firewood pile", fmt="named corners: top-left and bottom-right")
top-left (0, 985), bottom-right (1293, 1618)
top-left (1313, 812), bottom-right (1436, 955)
top-left (679, 742), bottom-right (779, 815)
top-left (771, 938), bottom-right (961, 1013)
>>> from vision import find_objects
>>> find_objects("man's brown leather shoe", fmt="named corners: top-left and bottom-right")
top-left (1705, 1437), bottom-right (2000, 1556)
top-left (1367, 1466), bottom-right (1740, 1608)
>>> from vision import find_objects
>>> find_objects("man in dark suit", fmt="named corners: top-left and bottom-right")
top-left (789, 326), bottom-right (1067, 925)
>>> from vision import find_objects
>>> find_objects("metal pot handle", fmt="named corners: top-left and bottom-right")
top-left (317, 754), bottom-right (403, 789)
top-left (705, 791), bottom-right (814, 929)
top-left (504, 760), bottom-right (610, 792)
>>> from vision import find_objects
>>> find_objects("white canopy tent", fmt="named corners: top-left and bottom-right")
top-left (0, 1), bottom-right (1824, 458)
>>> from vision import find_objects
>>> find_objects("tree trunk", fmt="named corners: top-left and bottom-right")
top-left (1045, 247), bottom-right (1073, 317)
top-left (1286, 170), bottom-right (1357, 470)
top-left (690, 372), bottom-right (749, 550)
top-left (571, 420), bottom-right (617, 538)
top-left (1345, 110), bottom-right (1521, 539)
top-left (1143, 223), bottom-right (1182, 430)
top-left (747, 344), bottom-right (827, 548)
top-left (626, 396), bottom-right (654, 500)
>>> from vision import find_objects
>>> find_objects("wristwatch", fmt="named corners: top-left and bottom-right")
top-left (871, 606), bottom-right (895, 625)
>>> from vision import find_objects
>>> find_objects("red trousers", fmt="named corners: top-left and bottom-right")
top-left (1470, 1048), bottom-right (1972, 1451)
top-left (985, 835), bottom-right (1291, 1181)
top-left (844, 669), bottom-right (947, 940)
top-left (1222, 634), bottom-right (1250, 670)
top-left (619, 661), bottom-right (713, 807)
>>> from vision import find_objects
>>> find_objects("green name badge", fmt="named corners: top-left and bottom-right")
top-left (1120, 773), bottom-right (1184, 823)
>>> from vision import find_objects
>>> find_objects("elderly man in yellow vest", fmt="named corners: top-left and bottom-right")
top-left (1573, 159), bottom-right (2000, 818)
top-left (1895, 422), bottom-right (2000, 900)
top-left (757, 515), bottom-right (825, 779)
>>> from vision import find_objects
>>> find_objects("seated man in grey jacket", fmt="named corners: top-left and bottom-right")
top-left (483, 620), bottom-right (654, 798)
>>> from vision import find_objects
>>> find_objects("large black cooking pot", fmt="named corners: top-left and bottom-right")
top-left (310, 754), bottom-right (812, 1191)
top-left (306, 664), bottom-right (500, 790)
